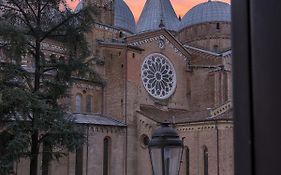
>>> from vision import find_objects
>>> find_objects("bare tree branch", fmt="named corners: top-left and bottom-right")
top-left (24, 0), bottom-right (37, 19)
top-left (0, 4), bottom-right (21, 12)
top-left (9, 0), bottom-right (36, 34)
top-left (39, 1), bottom-right (50, 13)
top-left (40, 10), bottom-right (83, 42)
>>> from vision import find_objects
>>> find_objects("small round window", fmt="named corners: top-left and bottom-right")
top-left (140, 134), bottom-right (150, 148)
top-left (141, 53), bottom-right (177, 100)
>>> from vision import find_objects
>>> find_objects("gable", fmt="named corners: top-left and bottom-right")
top-left (126, 29), bottom-right (191, 62)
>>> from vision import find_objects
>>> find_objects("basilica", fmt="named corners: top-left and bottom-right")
top-left (16, 0), bottom-right (233, 175)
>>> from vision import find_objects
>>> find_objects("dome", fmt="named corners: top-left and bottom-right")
top-left (137, 0), bottom-right (180, 33)
top-left (74, 0), bottom-right (83, 13)
top-left (114, 0), bottom-right (136, 33)
top-left (180, 1), bottom-right (231, 30)
top-left (74, 0), bottom-right (136, 33)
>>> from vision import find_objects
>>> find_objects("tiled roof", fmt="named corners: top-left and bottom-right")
top-left (138, 104), bottom-right (232, 124)
top-left (114, 0), bottom-right (136, 33)
top-left (137, 0), bottom-right (180, 33)
top-left (73, 113), bottom-right (126, 126)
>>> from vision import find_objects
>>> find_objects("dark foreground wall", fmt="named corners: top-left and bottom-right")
top-left (232, 0), bottom-right (281, 175)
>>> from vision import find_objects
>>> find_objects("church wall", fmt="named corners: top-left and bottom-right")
top-left (15, 158), bottom-right (30, 175)
top-left (178, 22), bottom-right (231, 52)
top-left (218, 124), bottom-right (234, 175)
top-left (191, 54), bottom-right (223, 65)
top-left (125, 50), bottom-right (143, 175)
top-left (87, 27), bottom-right (118, 58)
top-left (127, 38), bottom-right (191, 111)
top-left (86, 0), bottom-right (114, 25)
top-left (213, 71), bottom-right (229, 106)
top-left (45, 125), bottom-right (125, 175)
top-left (177, 121), bottom-right (233, 175)
top-left (135, 113), bottom-right (158, 175)
top-left (103, 47), bottom-right (126, 121)
top-left (190, 69), bottom-right (216, 110)
top-left (86, 126), bottom-right (126, 175)
top-left (49, 155), bottom-right (70, 175)
top-left (189, 53), bottom-right (231, 110)
top-left (125, 40), bottom-right (192, 174)
top-left (188, 38), bottom-right (231, 53)
top-left (70, 83), bottom-right (103, 114)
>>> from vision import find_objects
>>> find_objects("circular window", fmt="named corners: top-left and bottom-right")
top-left (140, 134), bottom-right (150, 148)
top-left (141, 53), bottom-right (177, 100)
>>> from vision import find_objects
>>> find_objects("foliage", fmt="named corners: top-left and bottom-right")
top-left (0, 1), bottom-right (98, 174)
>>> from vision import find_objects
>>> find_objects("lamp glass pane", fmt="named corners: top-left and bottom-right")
top-left (150, 147), bottom-right (163, 175)
top-left (164, 147), bottom-right (182, 175)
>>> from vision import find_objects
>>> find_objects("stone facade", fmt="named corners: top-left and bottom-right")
top-left (12, 0), bottom-right (234, 175)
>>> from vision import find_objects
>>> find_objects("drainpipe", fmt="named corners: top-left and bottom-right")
top-left (216, 122), bottom-right (220, 175)
top-left (86, 125), bottom-right (89, 175)
top-left (124, 47), bottom-right (128, 175)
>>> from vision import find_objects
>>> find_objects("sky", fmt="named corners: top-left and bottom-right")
top-left (67, 0), bottom-right (231, 21)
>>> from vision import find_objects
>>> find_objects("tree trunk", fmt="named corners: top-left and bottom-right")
top-left (30, 131), bottom-right (39, 175)
top-left (42, 142), bottom-right (51, 175)
top-left (30, 37), bottom-right (41, 175)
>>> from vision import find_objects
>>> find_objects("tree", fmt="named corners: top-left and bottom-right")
top-left (0, 1), bottom-right (98, 175)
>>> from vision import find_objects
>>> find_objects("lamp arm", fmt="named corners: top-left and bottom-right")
top-left (177, 137), bottom-right (186, 175)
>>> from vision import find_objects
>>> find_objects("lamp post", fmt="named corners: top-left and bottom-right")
top-left (148, 122), bottom-right (184, 175)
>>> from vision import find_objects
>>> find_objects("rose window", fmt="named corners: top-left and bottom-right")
top-left (141, 53), bottom-right (176, 99)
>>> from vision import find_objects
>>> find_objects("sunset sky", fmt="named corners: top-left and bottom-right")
top-left (67, 0), bottom-right (231, 21)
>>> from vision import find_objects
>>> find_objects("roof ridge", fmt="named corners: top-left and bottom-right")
top-left (184, 44), bottom-right (232, 57)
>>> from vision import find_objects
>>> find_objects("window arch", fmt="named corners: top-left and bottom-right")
top-left (103, 137), bottom-right (111, 175)
top-left (86, 95), bottom-right (93, 113)
top-left (75, 94), bottom-right (82, 113)
top-left (186, 146), bottom-right (190, 175)
top-left (203, 146), bottom-right (208, 175)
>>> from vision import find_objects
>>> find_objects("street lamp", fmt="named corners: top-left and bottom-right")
top-left (148, 122), bottom-right (184, 175)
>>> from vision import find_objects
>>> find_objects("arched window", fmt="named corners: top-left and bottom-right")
top-left (86, 95), bottom-right (93, 113)
top-left (186, 147), bottom-right (190, 175)
top-left (103, 137), bottom-right (111, 175)
top-left (203, 146), bottom-right (208, 175)
top-left (75, 94), bottom-right (82, 113)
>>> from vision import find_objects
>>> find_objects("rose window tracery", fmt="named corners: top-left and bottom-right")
top-left (141, 53), bottom-right (176, 99)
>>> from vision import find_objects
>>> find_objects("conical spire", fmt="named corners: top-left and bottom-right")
top-left (137, 0), bottom-right (180, 33)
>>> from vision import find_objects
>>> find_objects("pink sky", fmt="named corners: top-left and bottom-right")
top-left (67, 0), bottom-right (231, 21)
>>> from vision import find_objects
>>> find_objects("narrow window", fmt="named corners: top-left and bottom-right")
top-left (216, 23), bottom-right (220, 30)
top-left (119, 31), bottom-right (123, 38)
top-left (213, 45), bottom-right (219, 52)
top-left (75, 94), bottom-right (82, 113)
top-left (186, 147), bottom-right (190, 175)
top-left (203, 146), bottom-right (208, 175)
top-left (103, 137), bottom-right (111, 175)
top-left (86, 95), bottom-right (93, 113)
top-left (75, 146), bottom-right (84, 175)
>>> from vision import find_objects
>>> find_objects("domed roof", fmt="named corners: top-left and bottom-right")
top-left (180, 1), bottom-right (231, 30)
top-left (114, 0), bottom-right (136, 33)
top-left (137, 0), bottom-right (180, 33)
top-left (74, 0), bottom-right (136, 33)
top-left (74, 0), bottom-right (83, 13)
